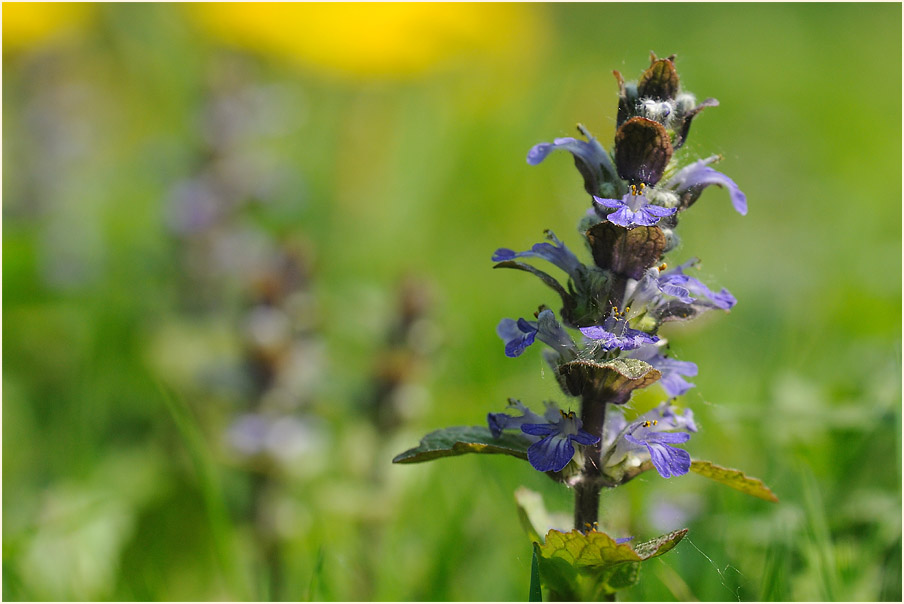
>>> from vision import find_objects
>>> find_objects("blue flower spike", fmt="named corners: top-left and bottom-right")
top-left (522, 409), bottom-right (600, 473)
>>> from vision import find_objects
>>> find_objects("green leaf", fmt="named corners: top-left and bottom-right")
top-left (529, 547), bottom-right (543, 602)
top-left (514, 487), bottom-right (572, 544)
top-left (690, 460), bottom-right (779, 502)
top-left (392, 425), bottom-right (531, 464)
top-left (534, 528), bottom-right (688, 600)
top-left (515, 487), bottom-right (546, 543)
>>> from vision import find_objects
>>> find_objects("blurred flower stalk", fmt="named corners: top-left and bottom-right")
top-left (395, 53), bottom-right (777, 600)
top-left (161, 47), bottom-right (442, 597)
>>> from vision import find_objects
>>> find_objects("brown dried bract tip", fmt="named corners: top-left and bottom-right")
top-left (585, 222), bottom-right (666, 280)
top-left (614, 117), bottom-right (673, 186)
top-left (638, 57), bottom-right (679, 101)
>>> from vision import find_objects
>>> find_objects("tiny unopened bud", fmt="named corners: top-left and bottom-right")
top-left (675, 93), bottom-right (697, 115)
top-left (637, 98), bottom-right (676, 125)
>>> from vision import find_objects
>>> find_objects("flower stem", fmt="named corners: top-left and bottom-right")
top-left (574, 393), bottom-right (607, 530)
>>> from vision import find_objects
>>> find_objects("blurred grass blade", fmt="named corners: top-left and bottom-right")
top-left (529, 547), bottom-right (542, 601)
top-left (308, 545), bottom-right (326, 601)
top-left (157, 381), bottom-right (248, 599)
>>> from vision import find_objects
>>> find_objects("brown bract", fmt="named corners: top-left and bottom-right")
top-left (556, 358), bottom-right (661, 404)
top-left (614, 117), bottom-right (673, 185)
top-left (637, 57), bottom-right (679, 101)
top-left (585, 222), bottom-right (666, 280)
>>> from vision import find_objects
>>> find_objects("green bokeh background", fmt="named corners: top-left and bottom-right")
top-left (3, 3), bottom-right (901, 601)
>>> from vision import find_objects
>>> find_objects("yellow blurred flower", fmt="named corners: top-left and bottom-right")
top-left (2, 2), bottom-right (94, 53)
top-left (189, 2), bottom-right (545, 79)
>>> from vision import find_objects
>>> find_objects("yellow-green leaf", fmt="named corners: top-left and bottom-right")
top-left (690, 460), bottom-right (779, 502)
top-left (534, 528), bottom-right (688, 599)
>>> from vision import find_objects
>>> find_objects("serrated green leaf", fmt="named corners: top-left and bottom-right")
top-left (534, 528), bottom-right (688, 599)
top-left (690, 460), bottom-right (779, 502)
top-left (392, 425), bottom-right (531, 464)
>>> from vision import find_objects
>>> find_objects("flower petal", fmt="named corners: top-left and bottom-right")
top-left (667, 158), bottom-right (747, 216)
top-left (592, 196), bottom-right (625, 209)
top-left (571, 429), bottom-right (601, 446)
top-left (660, 370), bottom-right (696, 398)
top-left (642, 204), bottom-right (678, 217)
top-left (487, 412), bottom-right (515, 438)
top-left (604, 207), bottom-right (637, 227)
top-left (644, 431), bottom-right (691, 444)
top-left (527, 434), bottom-right (576, 472)
top-left (497, 318), bottom-right (538, 357)
top-left (646, 442), bottom-right (691, 478)
top-left (528, 132), bottom-right (616, 196)
top-left (535, 309), bottom-right (577, 355)
top-left (492, 231), bottom-right (583, 277)
top-left (579, 326), bottom-right (610, 340)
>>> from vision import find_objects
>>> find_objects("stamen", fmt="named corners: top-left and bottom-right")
top-left (658, 263), bottom-right (668, 271)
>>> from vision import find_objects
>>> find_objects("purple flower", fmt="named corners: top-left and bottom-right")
top-left (659, 403), bottom-right (698, 433)
top-left (497, 309), bottom-right (576, 358)
top-left (664, 155), bottom-right (747, 216)
top-left (593, 183), bottom-right (676, 228)
top-left (623, 422), bottom-right (691, 479)
top-left (492, 230), bottom-right (582, 279)
top-left (487, 399), bottom-right (558, 438)
top-left (661, 260), bottom-right (737, 310)
top-left (630, 344), bottom-right (698, 398)
top-left (579, 312), bottom-right (658, 352)
top-left (626, 260), bottom-right (737, 323)
top-left (522, 409), bottom-right (600, 472)
top-left (603, 403), bottom-right (695, 479)
top-left (497, 317), bottom-right (537, 357)
top-left (526, 125), bottom-right (618, 197)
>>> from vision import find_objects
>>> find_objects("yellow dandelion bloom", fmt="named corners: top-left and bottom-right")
top-left (2, 2), bottom-right (94, 53)
top-left (189, 3), bottom-right (545, 80)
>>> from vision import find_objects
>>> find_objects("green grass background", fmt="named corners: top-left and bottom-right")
top-left (3, 3), bottom-right (901, 601)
